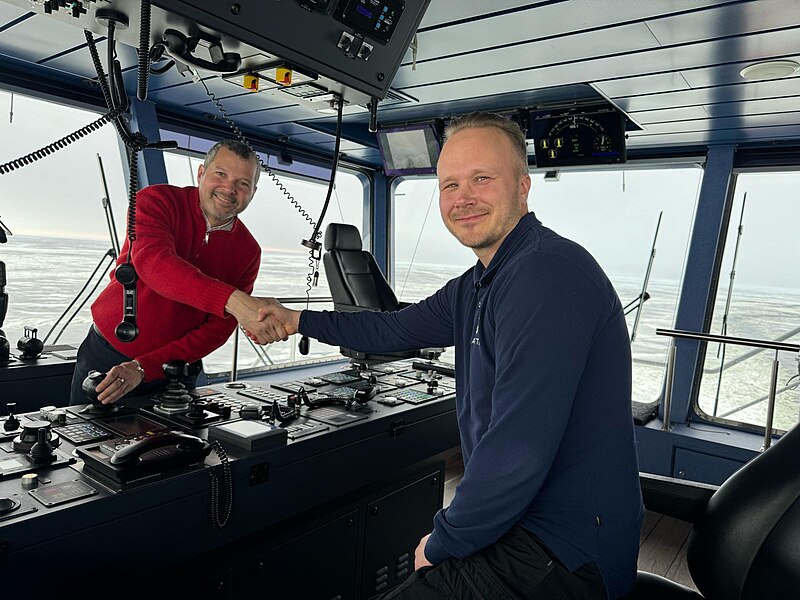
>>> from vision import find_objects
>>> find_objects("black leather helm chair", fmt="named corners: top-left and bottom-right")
top-left (322, 223), bottom-right (418, 362)
top-left (629, 423), bottom-right (800, 599)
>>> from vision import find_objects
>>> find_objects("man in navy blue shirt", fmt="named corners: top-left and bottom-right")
top-left (255, 113), bottom-right (643, 599)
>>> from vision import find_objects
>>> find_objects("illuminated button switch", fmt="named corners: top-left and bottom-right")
top-left (21, 473), bottom-right (38, 489)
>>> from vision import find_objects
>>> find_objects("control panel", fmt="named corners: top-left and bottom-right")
top-left (8, 0), bottom-right (431, 103)
top-left (0, 357), bottom-right (457, 594)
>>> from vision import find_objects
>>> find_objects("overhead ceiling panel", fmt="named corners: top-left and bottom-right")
top-left (680, 55), bottom-right (800, 88)
top-left (627, 123), bottom-right (800, 147)
top-left (702, 96), bottom-right (800, 117)
top-left (416, 0), bottom-right (543, 29)
top-left (644, 0), bottom-right (798, 46)
top-left (642, 111), bottom-right (800, 135)
top-left (613, 76), bottom-right (800, 112)
top-left (0, 3), bottom-right (28, 26)
top-left (408, 0), bottom-right (735, 64)
top-left (593, 72), bottom-right (692, 98)
top-left (0, 13), bottom-right (91, 64)
top-left (633, 106), bottom-right (710, 124)
top-left (395, 23), bottom-right (659, 88)
top-left (397, 28), bottom-right (800, 104)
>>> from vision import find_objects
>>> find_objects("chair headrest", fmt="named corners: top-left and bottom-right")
top-left (324, 223), bottom-right (362, 251)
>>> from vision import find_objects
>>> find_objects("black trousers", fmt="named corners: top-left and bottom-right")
top-left (381, 525), bottom-right (606, 600)
top-left (68, 325), bottom-right (205, 405)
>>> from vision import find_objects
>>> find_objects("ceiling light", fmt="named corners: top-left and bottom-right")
top-left (739, 60), bottom-right (800, 81)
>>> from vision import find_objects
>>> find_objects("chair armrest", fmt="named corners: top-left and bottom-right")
top-left (640, 472), bottom-right (717, 524)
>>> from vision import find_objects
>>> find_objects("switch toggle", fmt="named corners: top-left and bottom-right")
top-left (357, 40), bottom-right (374, 61)
top-left (337, 31), bottom-right (356, 53)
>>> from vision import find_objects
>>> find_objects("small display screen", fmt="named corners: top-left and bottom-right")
top-left (98, 414), bottom-right (164, 437)
top-left (377, 124), bottom-right (441, 176)
top-left (337, 0), bottom-right (405, 44)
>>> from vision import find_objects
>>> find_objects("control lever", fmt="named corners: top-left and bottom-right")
top-left (3, 402), bottom-right (19, 432)
top-left (81, 370), bottom-right (119, 414)
top-left (152, 360), bottom-right (197, 415)
top-left (30, 427), bottom-right (56, 463)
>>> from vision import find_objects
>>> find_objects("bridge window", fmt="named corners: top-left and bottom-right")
top-left (696, 172), bottom-right (800, 433)
top-left (392, 166), bottom-right (702, 404)
top-left (0, 89), bottom-right (128, 349)
top-left (164, 151), bottom-right (367, 376)
top-left (392, 177), bottom-right (476, 302)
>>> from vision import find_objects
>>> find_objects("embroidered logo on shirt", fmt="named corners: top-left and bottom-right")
top-left (471, 300), bottom-right (482, 345)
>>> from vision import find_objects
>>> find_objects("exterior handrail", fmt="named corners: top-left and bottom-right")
top-left (655, 328), bottom-right (799, 352)
top-left (656, 328), bottom-right (799, 450)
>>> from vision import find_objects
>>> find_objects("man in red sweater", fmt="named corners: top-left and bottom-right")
top-left (69, 140), bottom-right (282, 405)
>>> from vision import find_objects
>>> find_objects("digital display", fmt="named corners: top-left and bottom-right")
top-left (99, 414), bottom-right (165, 437)
top-left (377, 123), bottom-right (441, 176)
top-left (336, 0), bottom-right (405, 44)
top-left (530, 106), bottom-right (627, 168)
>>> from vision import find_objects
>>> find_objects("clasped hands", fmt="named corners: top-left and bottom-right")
top-left (226, 291), bottom-right (299, 345)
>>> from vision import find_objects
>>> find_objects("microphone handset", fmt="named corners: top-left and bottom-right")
top-left (114, 262), bottom-right (139, 342)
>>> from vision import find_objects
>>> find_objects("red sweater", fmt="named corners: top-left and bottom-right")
top-left (92, 185), bottom-right (261, 380)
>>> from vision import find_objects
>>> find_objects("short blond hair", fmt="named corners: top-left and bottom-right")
top-left (443, 112), bottom-right (528, 176)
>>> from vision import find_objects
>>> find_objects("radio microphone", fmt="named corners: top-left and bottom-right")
top-left (114, 262), bottom-right (139, 342)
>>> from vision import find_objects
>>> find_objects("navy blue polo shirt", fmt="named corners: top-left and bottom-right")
top-left (300, 212), bottom-right (643, 599)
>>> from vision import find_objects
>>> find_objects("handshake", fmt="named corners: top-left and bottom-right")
top-left (225, 291), bottom-right (301, 345)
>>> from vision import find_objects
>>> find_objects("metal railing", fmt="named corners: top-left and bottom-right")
top-left (227, 296), bottom-right (334, 381)
top-left (656, 328), bottom-right (800, 450)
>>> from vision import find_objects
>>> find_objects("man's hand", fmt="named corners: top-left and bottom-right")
top-left (414, 533), bottom-right (433, 570)
top-left (96, 360), bottom-right (145, 404)
top-left (225, 290), bottom-right (290, 344)
top-left (254, 297), bottom-right (301, 339)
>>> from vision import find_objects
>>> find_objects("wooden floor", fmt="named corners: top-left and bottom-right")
top-left (443, 455), bottom-right (698, 592)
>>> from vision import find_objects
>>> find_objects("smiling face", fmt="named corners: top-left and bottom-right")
top-left (437, 126), bottom-right (531, 266)
top-left (197, 146), bottom-right (259, 227)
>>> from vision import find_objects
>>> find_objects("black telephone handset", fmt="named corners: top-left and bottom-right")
top-left (110, 432), bottom-right (210, 466)
top-left (114, 262), bottom-right (139, 342)
top-left (161, 29), bottom-right (241, 73)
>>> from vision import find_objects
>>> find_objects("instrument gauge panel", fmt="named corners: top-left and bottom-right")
top-left (530, 106), bottom-right (627, 168)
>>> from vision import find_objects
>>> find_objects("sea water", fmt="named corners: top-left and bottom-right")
top-left (2, 234), bottom-right (797, 430)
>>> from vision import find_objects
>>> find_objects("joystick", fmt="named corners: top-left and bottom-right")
top-left (81, 370), bottom-right (119, 414)
top-left (13, 420), bottom-right (60, 453)
top-left (152, 360), bottom-right (194, 415)
top-left (3, 402), bottom-right (20, 432)
top-left (30, 427), bottom-right (56, 463)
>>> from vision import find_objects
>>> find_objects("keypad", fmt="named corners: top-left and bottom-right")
top-left (57, 421), bottom-right (112, 445)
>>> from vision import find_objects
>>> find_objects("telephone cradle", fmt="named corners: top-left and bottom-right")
top-left (77, 430), bottom-right (212, 483)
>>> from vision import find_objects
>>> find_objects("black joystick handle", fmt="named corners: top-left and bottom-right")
top-left (163, 360), bottom-right (190, 382)
top-left (4, 403), bottom-right (19, 432)
top-left (81, 370), bottom-right (106, 404)
top-left (30, 427), bottom-right (56, 463)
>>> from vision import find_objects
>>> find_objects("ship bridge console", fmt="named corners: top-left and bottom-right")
top-left (0, 357), bottom-right (459, 598)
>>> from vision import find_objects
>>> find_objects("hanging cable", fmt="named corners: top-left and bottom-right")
top-left (298, 95), bottom-right (344, 355)
top-left (198, 79), bottom-right (316, 229)
top-left (0, 107), bottom-right (124, 175)
top-left (137, 0), bottom-right (152, 101)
